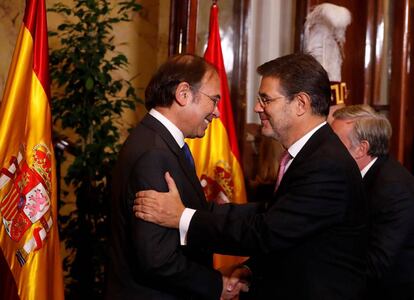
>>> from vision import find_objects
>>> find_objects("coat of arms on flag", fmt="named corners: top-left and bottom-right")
top-left (0, 144), bottom-right (53, 266)
top-left (200, 161), bottom-right (234, 204)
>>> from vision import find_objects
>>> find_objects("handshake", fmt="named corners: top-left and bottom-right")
top-left (220, 264), bottom-right (251, 300)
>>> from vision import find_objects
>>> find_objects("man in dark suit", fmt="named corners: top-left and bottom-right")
top-left (105, 54), bottom-right (237, 299)
top-left (331, 104), bottom-right (414, 300)
top-left (134, 53), bottom-right (368, 300)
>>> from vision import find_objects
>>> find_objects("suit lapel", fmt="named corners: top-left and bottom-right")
top-left (141, 115), bottom-right (206, 203)
top-left (363, 155), bottom-right (386, 190)
top-left (280, 124), bottom-right (332, 186)
top-left (272, 124), bottom-right (333, 202)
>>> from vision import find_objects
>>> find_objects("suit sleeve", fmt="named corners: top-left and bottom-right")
top-left (187, 158), bottom-right (350, 255)
top-left (367, 181), bottom-right (414, 278)
top-left (128, 149), bottom-right (222, 299)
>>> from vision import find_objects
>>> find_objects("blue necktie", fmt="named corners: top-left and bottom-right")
top-left (182, 143), bottom-right (195, 168)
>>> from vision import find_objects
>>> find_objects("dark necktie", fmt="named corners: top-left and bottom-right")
top-left (182, 143), bottom-right (195, 168)
top-left (274, 150), bottom-right (292, 192)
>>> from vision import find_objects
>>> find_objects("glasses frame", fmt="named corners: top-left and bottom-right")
top-left (256, 94), bottom-right (287, 107)
top-left (190, 86), bottom-right (220, 108)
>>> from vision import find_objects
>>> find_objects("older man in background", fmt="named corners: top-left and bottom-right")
top-left (332, 104), bottom-right (414, 300)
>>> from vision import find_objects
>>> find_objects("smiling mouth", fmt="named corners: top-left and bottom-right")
top-left (204, 116), bottom-right (214, 124)
top-left (258, 112), bottom-right (268, 120)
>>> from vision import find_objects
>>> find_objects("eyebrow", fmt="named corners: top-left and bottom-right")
top-left (258, 92), bottom-right (271, 98)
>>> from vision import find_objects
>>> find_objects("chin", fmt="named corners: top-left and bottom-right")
top-left (261, 126), bottom-right (274, 137)
top-left (197, 132), bottom-right (206, 138)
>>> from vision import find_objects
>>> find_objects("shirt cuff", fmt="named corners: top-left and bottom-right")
top-left (179, 208), bottom-right (196, 245)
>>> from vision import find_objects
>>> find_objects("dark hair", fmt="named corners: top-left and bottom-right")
top-left (257, 53), bottom-right (331, 116)
top-left (145, 54), bottom-right (217, 110)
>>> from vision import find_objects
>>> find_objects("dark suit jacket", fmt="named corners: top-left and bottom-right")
top-left (105, 114), bottom-right (222, 300)
top-left (364, 155), bottom-right (414, 300)
top-left (187, 124), bottom-right (368, 300)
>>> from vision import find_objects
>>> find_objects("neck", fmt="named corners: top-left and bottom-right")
top-left (155, 105), bottom-right (179, 126)
top-left (357, 155), bottom-right (375, 171)
top-left (155, 105), bottom-right (190, 138)
top-left (284, 115), bottom-right (325, 148)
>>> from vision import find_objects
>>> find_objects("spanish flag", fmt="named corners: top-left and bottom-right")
top-left (187, 3), bottom-right (247, 268)
top-left (0, 0), bottom-right (64, 299)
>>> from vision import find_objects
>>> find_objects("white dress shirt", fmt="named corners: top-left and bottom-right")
top-left (149, 108), bottom-right (185, 148)
top-left (360, 157), bottom-right (378, 178)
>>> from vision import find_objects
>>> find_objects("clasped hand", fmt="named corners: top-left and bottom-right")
top-left (220, 264), bottom-right (251, 300)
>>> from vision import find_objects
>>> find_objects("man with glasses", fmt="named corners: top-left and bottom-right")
top-left (134, 53), bottom-right (368, 299)
top-left (106, 54), bottom-right (242, 299)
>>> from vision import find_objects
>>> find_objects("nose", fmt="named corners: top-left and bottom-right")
top-left (254, 100), bottom-right (263, 113)
top-left (212, 104), bottom-right (220, 118)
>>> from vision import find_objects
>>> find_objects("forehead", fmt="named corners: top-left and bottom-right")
top-left (259, 76), bottom-right (283, 94)
top-left (331, 119), bottom-right (354, 136)
top-left (200, 69), bottom-right (220, 90)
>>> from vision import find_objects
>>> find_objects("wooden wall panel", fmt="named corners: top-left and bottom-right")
top-left (169, 0), bottom-right (198, 55)
top-left (389, 0), bottom-right (414, 170)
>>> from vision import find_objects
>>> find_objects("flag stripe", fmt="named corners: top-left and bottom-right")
top-left (23, 0), bottom-right (37, 33)
top-left (2, 189), bottom-right (19, 220)
top-left (23, 0), bottom-right (50, 100)
top-left (204, 4), bottom-right (240, 161)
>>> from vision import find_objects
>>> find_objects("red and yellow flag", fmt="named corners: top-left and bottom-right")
top-left (187, 3), bottom-right (247, 268)
top-left (0, 0), bottom-right (64, 299)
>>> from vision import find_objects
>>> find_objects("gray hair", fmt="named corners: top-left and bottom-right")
top-left (333, 104), bottom-right (392, 156)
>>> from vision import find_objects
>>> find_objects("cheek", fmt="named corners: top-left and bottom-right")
top-left (192, 111), bottom-right (206, 127)
top-left (349, 148), bottom-right (359, 160)
top-left (337, 135), bottom-right (352, 150)
top-left (266, 108), bottom-right (283, 126)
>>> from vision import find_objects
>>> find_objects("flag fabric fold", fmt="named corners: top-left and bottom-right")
top-left (187, 3), bottom-right (247, 268)
top-left (0, 0), bottom-right (64, 299)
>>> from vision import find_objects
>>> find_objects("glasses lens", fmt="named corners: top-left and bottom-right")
top-left (257, 95), bottom-right (265, 106)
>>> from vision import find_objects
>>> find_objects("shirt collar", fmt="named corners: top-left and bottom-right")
top-left (149, 109), bottom-right (185, 148)
top-left (361, 157), bottom-right (378, 178)
top-left (287, 121), bottom-right (327, 159)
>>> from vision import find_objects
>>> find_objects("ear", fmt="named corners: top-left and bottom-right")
top-left (295, 92), bottom-right (311, 116)
top-left (175, 82), bottom-right (191, 106)
top-left (354, 140), bottom-right (370, 159)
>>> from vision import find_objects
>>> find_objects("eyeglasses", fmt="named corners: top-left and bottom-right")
top-left (191, 86), bottom-right (220, 108)
top-left (256, 94), bottom-right (286, 107)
